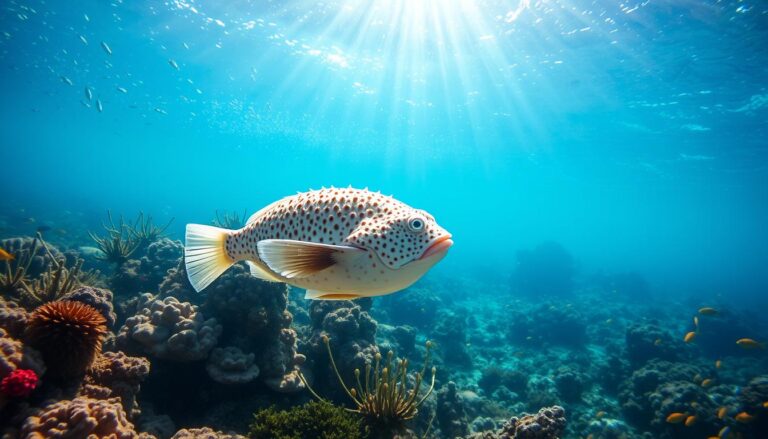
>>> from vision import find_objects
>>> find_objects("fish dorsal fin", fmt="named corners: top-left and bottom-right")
top-left (245, 199), bottom-right (281, 226)
top-left (257, 239), bottom-right (365, 279)
top-left (245, 260), bottom-right (281, 282)
top-left (305, 289), bottom-right (362, 300)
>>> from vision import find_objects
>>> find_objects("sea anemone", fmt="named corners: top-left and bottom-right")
top-left (25, 300), bottom-right (107, 379)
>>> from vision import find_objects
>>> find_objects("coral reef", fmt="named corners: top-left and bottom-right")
top-left (436, 381), bottom-right (470, 438)
top-left (306, 300), bottom-right (379, 392)
top-left (249, 401), bottom-right (365, 439)
top-left (117, 294), bottom-right (221, 362)
top-left (61, 285), bottom-right (117, 327)
top-left (0, 328), bottom-right (45, 379)
top-left (82, 351), bottom-right (151, 418)
top-left (25, 300), bottom-right (108, 379)
top-left (206, 347), bottom-right (259, 385)
top-left (172, 427), bottom-right (246, 439)
top-left (112, 238), bottom-right (183, 297)
top-left (469, 406), bottom-right (566, 439)
top-left (20, 396), bottom-right (140, 438)
top-left (0, 296), bottom-right (29, 338)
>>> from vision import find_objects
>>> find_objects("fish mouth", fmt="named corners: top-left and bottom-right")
top-left (419, 235), bottom-right (453, 260)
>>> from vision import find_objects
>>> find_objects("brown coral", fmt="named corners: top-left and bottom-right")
top-left (20, 396), bottom-right (139, 438)
top-left (25, 300), bottom-right (108, 379)
top-left (82, 351), bottom-right (150, 418)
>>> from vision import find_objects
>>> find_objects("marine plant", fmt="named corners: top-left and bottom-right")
top-left (88, 211), bottom-right (140, 265)
top-left (127, 211), bottom-right (173, 246)
top-left (0, 234), bottom-right (42, 295)
top-left (19, 256), bottom-right (83, 307)
top-left (213, 209), bottom-right (248, 229)
top-left (25, 300), bottom-right (108, 379)
top-left (249, 401), bottom-right (367, 439)
top-left (300, 335), bottom-right (436, 435)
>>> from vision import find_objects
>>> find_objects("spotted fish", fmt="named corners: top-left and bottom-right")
top-left (185, 187), bottom-right (453, 300)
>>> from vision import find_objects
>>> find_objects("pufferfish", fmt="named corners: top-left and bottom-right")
top-left (185, 187), bottom-right (453, 300)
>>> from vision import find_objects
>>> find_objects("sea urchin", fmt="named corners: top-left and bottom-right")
top-left (25, 300), bottom-right (107, 379)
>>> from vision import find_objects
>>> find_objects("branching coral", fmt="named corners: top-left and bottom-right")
top-left (300, 335), bottom-right (436, 434)
top-left (19, 256), bottom-right (84, 308)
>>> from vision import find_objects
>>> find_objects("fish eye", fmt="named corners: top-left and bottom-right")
top-left (407, 216), bottom-right (426, 233)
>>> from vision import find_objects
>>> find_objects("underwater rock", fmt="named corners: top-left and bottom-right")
top-left (513, 242), bottom-right (574, 297)
top-left (21, 396), bottom-right (140, 438)
top-left (205, 346), bottom-right (259, 385)
top-left (61, 285), bottom-right (118, 327)
top-left (82, 351), bottom-right (151, 419)
top-left (117, 294), bottom-right (221, 362)
top-left (468, 405), bottom-right (566, 439)
top-left (0, 297), bottom-right (29, 339)
top-left (171, 427), bottom-right (246, 439)
top-left (740, 374), bottom-right (768, 410)
top-left (437, 381), bottom-right (470, 438)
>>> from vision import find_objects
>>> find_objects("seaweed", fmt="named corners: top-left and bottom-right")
top-left (1, 234), bottom-right (42, 295)
top-left (88, 211), bottom-right (140, 265)
top-left (127, 211), bottom-right (173, 246)
top-left (249, 401), bottom-right (367, 439)
top-left (300, 335), bottom-right (436, 436)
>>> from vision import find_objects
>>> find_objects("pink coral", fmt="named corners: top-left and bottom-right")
top-left (1, 368), bottom-right (38, 397)
top-left (21, 396), bottom-right (140, 438)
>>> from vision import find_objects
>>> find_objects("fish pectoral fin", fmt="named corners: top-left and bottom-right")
top-left (305, 289), bottom-right (362, 300)
top-left (257, 239), bottom-right (365, 279)
top-left (245, 260), bottom-right (281, 282)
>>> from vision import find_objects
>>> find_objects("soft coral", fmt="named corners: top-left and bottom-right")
top-left (1, 369), bottom-right (38, 397)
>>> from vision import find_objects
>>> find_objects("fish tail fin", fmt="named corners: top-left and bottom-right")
top-left (185, 224), bottom-right (235, 292)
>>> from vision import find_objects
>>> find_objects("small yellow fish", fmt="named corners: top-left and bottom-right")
top-left (654, 338), bottom-right (663, 346)
top-left (736, 338), bottom-right (765, 349)
top-left (763, 401), bottom-right (768, 408)
top-left (605, 318), bottom-right (613, 324)
top-left (717, 407), bottom-right (728, 419)
top-left (694, 315), bottom-right (700, 328)
top-left (666, 412), bottom-right (687, 423)
top-left (684, 415), bottom-right (697, 426)
top-left (699, 307), bottom-right (719, 316)
top-left (701, 378), bottom-right (714, 388)
top-left (715, 359), bottom-right (722, 369)
top-left (0, 248), bottom-right (14, 261)
top-left (734, 412), bottom-right (754, 423)
top-left (684, 331), bottom-right (696, 343)
top-left (595, 411), bottom-right (606, 419)
top-left (718, 426), bottom-right (731, 438)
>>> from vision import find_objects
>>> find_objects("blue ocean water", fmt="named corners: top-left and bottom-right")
top-left (1, 1), bottom-right (768, 438)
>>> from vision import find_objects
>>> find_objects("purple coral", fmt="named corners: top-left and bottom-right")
top-left (61, 286), bottom-right (118, 327)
